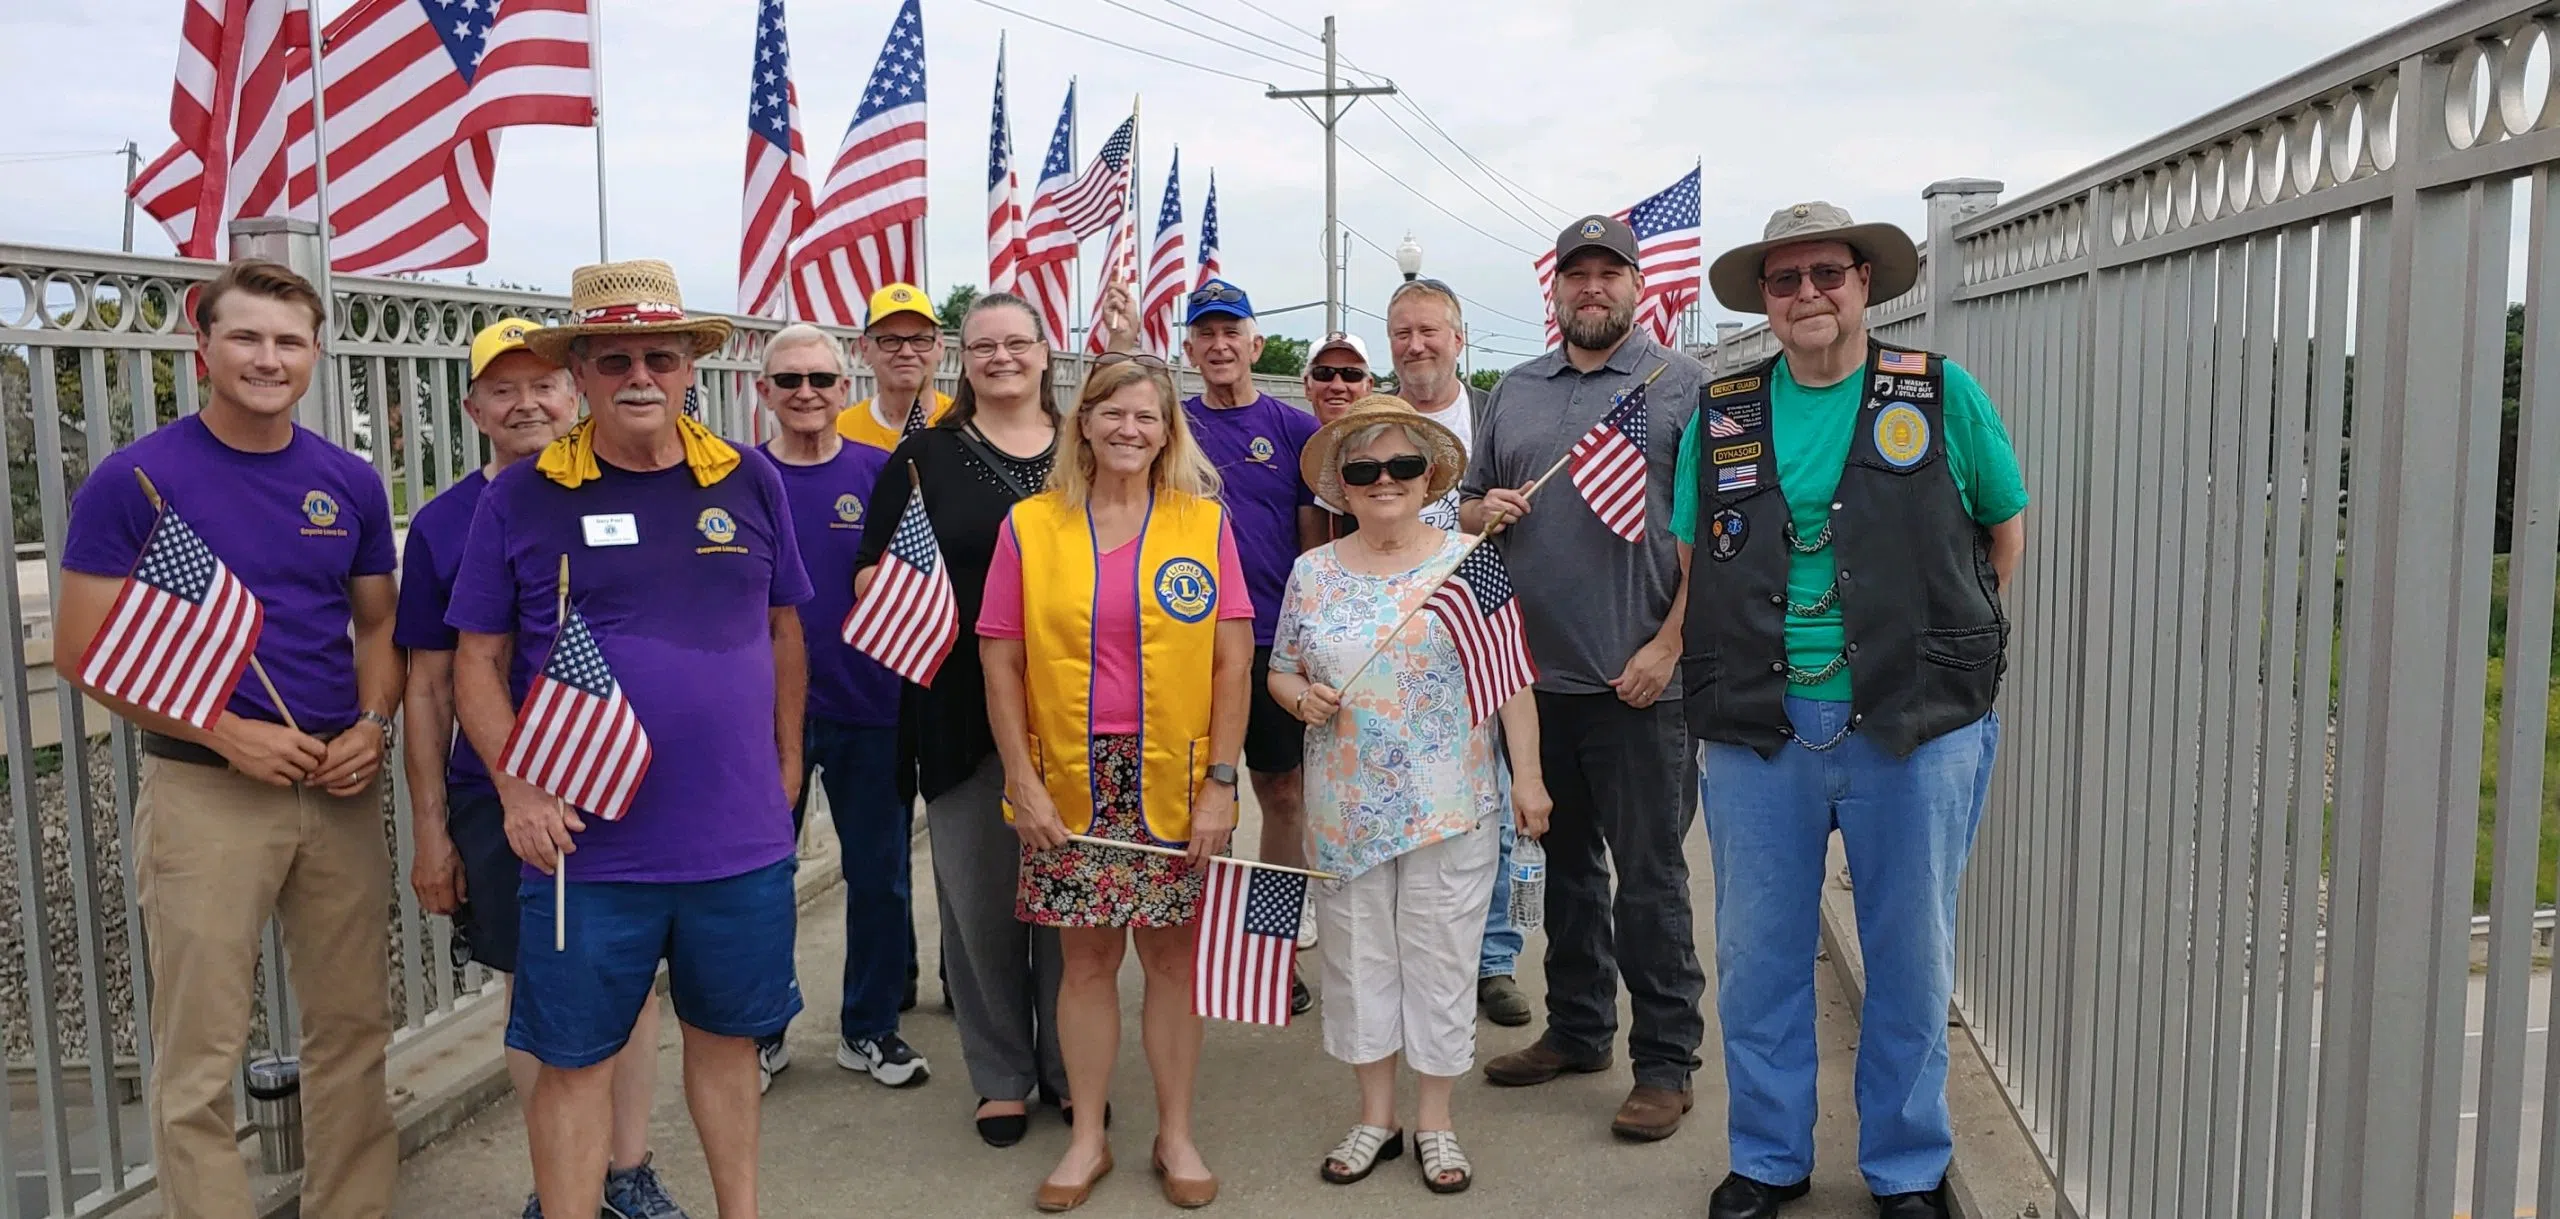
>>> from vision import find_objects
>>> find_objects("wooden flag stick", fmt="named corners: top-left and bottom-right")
top-left (134, 467), bottom-right (301, 733)
top-left (554, 553), bottom-right (569, 953)
top-left (1065, 834), bottom-right (1339, 881)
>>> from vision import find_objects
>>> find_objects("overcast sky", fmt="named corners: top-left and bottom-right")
top-left (5, 0), bottom-right (2435, 370)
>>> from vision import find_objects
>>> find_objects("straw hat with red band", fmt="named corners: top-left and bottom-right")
top-left (521, 259), bottom-right (734, 364)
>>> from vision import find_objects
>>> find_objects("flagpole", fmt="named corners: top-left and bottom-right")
top-left (1066, 834), bottom-right (1338, 881)
top-left (554, 553), bottom-right (571, 952)
top-left (589, 0), bottom-right (610, 260)
top-left (301, 5), bottom-right (343, 440)
top-left (1067, 77), bottom-right (1082, 353)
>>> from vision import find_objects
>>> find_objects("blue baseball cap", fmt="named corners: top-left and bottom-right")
top-left (1184, 278), bottom-right (1254, 325)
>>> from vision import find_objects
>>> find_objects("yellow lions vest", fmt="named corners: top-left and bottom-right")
top-left (1007, 489), bottom-right (1226, 844)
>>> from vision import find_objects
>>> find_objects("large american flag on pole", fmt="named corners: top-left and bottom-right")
top-left (1193, 171), bottom-right (1221, 289)
top-left (498, 603), bottom-right (651, 822)
top-left (842, 481), bottom-right (958, 687)
top-left (737, 0), bottom-right (813, 318)
top-left (791, 0), bottom-right (926, 327)
top-left (1567, 379), bottom-right (1652, 543)
top-left (75, 499), bottom-right (265, 732)
top-left (1421, 542), bottom-right (1538, 725)
top-left (1015, 84), bottom-right (1078, 346)
top-left (1193, 858), bottom-right (1308, 1026)
top-left (1140, 150), bottom-right (1186, 356)
top-left (984, 38), bottom-right (1026, 296)
top-left (127, 0), bottom-right (310, 260)
top-left (1531, 164), bottom-right (1703, 348)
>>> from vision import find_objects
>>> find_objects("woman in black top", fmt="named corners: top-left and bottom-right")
top-left (856, 292), bottom-right (1067, 1147)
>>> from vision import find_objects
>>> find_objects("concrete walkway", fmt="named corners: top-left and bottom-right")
top-left (391, 793), bottom-right (1879, 1218)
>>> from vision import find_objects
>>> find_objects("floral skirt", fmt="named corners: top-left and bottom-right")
top-left (1016, 734), bottom-right (1209, 928)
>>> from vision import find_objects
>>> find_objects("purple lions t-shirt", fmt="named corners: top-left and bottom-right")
top-left (445, 454), bottom-right (814, 884)
top-left (754, 443), bottom-right (900, 727)
top-left (63, 414), bottom-right (395, 734)
top-left (395, 469), bottom-right (529, 796)
top-left (1183, 392), bottom-right (1317, 646)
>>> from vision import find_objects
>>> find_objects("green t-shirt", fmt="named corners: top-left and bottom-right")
top-left (1670, 355), bottom-right (2028, 700)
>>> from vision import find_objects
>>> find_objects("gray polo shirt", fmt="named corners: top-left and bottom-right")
top-left (1460, 332), bottom-right (1705, 696)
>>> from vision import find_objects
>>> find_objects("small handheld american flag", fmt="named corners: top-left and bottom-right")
top-left (76, 484), bottom-right (266, 731)
top-left (1422, 542), bottom-right (1538, 725)
top-left (842, 478), bottom-right (958, 686)
top-left (899, 393), bottom-right (931, 439)
top-left (498, 602), bottom-right (652, 822)
top-left (1193, 857), bottom-right (1308, 1026)
top-left (1568, 379), bottom-right (1653, 543)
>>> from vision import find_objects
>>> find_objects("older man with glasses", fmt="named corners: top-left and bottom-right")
top-left (838, 283), bottom-right (953, 451)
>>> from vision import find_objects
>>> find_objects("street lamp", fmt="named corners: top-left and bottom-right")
top-left (1396, 233), bottom-right (1423, 281)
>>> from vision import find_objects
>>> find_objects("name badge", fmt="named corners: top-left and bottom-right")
top-left (581, 513), bottom-right (639, 547)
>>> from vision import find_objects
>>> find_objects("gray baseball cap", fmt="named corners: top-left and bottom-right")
top-left (1553, 214), bottom-right (1640, 269)
top-left (1707, 201), bottom-right (1921, 315)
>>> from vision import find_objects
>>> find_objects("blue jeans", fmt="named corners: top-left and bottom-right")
top-left (792, 717), bottom-right (912, 1043)
top-left (1478, 758), bottom-right (1521, 978)
top-left (1698, 697), bottom-right (1996, 1196)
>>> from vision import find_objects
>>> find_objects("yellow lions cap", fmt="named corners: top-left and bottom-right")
top-left (865, 283), bottom-right (940, 328)
top-left (469, 317), bottom-right (547, 381)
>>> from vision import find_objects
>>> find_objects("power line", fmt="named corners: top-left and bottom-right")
top-left (1336, 135), bottom-right (1538, 257)
top-left (0, 149), bottom-right (127, 165)
top-left (1360, 103), bottom-right (1553, 240)
top-left (1340, 224), bottom-right (1553, 334)
top-left (957, 0), bottom-right (1274, 86)
top-left (1085, 0), bottom-right (1322, 78)
top-left (1385, 93), bottom-right (1575, 225)
top-left (1343, 302), bottom-right (1541, 362)
top-left (1224, 0), bottom-right (1318, 40)
top-left (1146, 0), bottom-right (1326, 67)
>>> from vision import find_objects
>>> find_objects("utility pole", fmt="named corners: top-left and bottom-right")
top-left (119, 141), bottom-right (140, 252)
top-left (1267, 15), bottom-right (1394, 336)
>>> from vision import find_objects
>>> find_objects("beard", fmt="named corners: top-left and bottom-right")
top-left (1561, 301), bottom-right (1635, 352)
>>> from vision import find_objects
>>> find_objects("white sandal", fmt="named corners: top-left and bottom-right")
top-left (1320, 1124), bottom-right (1403, 1184)
top-left (1415, 1129), bottom-right (1472, 1194)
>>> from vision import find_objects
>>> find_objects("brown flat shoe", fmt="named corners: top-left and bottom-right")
top-left (1034, 1148), bottom-right (1113, 1212)
top-left (1610, 1084), bottom-right (1695, 1142)
top-left (1153, 1143), bottom-right (1219, 1208)
top-left (1481, 1039), bottom-right (1613, 1087)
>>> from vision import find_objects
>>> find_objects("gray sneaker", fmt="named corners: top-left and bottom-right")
top-left (603, 1154), bottom-right (691, 1219)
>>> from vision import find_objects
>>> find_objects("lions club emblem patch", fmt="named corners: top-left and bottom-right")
top-left (697, 507), bottom-right (739, 545)
top-left (1248, 436), bottom-right (1275, 464)
top-left (1153, 557), bottom-right (1216, 623)
top-left (301, 490), bottom-right (339, 527)
top-left (834, 493), bottom-right (863, 525)
top-left (1874, 403), bottom-right (1931, 470)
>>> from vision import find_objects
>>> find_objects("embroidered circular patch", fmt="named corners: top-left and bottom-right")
top-left (834, 493), bottom-right (863, 524)
top-left (302, 490), bottom-right (340, 527)
top-left (1153, 556), bottom-right (1216, 623)
top-left (697, 506), bottom-right (739, 544)
top-left (1874, 403), bottom-right (1931, 469)
top-left (1709, 507), bottom-right (1748, 562)
top-left (1248, 436), bottom-right (1275, 464)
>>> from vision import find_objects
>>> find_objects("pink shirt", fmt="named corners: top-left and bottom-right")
top-left (978, 516), bottom-right (1254, 733)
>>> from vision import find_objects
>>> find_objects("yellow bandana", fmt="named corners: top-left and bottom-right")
top-left (536, 415), bottom-right (741, 489)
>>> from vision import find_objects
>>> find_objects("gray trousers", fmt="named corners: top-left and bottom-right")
top-left (1535, 690), bottom-right (1707, 1091)
top-left (929, 755), bottom-right (1067, 1102)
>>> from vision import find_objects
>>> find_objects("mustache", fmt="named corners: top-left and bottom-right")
top-left (1561, 301), bottom-right (1635, 351)
top-left (613, 387), bottom-right (667, 407)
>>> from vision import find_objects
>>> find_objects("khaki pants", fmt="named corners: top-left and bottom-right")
top-left (134, 757), bottom-right (396, 1219)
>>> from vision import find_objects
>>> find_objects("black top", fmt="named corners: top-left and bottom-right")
top-left (857, 423), bottom-right (1058, 802)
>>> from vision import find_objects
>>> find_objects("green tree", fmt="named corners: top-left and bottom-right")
top-left (1467, 367), bottom-right (1504, 395)
top-left (1253, 336), bottom-right (1309, 377)
top-left (939, 284), bottom-right (979, 327)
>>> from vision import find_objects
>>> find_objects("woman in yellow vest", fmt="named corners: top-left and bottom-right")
top-left (980, 353), bottom-right (1254, 1212)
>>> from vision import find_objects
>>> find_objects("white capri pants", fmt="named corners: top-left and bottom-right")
top-left (1313, 825), bottom-right (1501, 1077)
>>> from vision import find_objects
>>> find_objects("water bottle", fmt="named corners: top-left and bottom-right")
top-left (1509, 836), bottom-right (1547, 933)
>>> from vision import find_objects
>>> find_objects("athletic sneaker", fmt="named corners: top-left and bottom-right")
top-left (757, 1035), bottom-right (791, 1095)
top-left (603, 1154), bottom-right (692, 1218)
top-left (837, 1034), bottom-right (931, 1087)
top-left (1298, 902), bottom-right (1319, 949)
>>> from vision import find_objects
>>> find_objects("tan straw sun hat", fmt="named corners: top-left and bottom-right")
top-left (1706, 201), bottom-right (1921, 315)
top-left (522, 258), bottom-right (734, 364)
top-left (1300, 394), bottom-right (1465, 510)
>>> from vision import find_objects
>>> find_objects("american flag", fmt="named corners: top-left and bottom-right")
top-left (984, 38), bottom-right (1026, 296)
top-left (842, 482), bottom-right (957, 686)
top-left (1533, 164), bottom-right (1703, 348)
top-left (1705, 408), bottom-right (1746, 439)
top-left (1567, 379), bottom-right (1652, 543)
top-left (737, 0), bottom-right (812, 318)
top-left (1193, 171), bottom-right (1221, 289)
top-left (1082, 175), bottom-right (1138, 356)
top-left (498, 602), bottom-right (651, 822)
top-left (1878, 349), bottom-right (1928, 375)
top-left (791, 0), bottom-right (926, 328)
top-left (1016, 84), bottom-right (1079, 346)
top-left (75, 499), bottom-right (266, 731)
top-left (1140, 151), bottom-right (1186, 356)
top-left (1054, 114), bottom-right (1136, 239)
top-left (127, 0), bottom-right (309, 260)
top-left (1193, 858), bottom-right (1307, 1026)
top-left (133, 0), bottom-right (597, 274)
top-left (1422, 542), bottom-right (1538, 725)
top-left (898, 392), bottom-right (930, 438)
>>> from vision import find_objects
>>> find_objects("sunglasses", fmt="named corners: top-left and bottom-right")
top-left (1094, 352), bottom-right (1171, 371)
top-left (1188, 283), bottom-right (1247, 306)
top-left (1340, 455), bottom-right (1430, 486)
top-left (590, 350), bottom-right (685, 376)
top-left (1760, 263), bottom-right (1860, 298)
top-left (1308, 366), bottom-right (1369, 383)
top-left (865, 332), bottom-right (940, 353)
top-left (767, 371), bottom-right (841, 390)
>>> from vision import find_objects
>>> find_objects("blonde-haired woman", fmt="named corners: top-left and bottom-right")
top-left (980, 353), bottom-right (1254, 1211)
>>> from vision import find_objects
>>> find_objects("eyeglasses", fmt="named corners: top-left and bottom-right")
top-left (1759, 263), bottom-right (1860, 298)
top-left (1093, 352), bottom-right (1170, 371)
top-left (766, 371), bottom-right (841, 390)
top-left (1188, 283), bottom-right (1247, 307)
top-left (1307, 366), bottom-right (1369, 383)
top-left (1340, 455), bottom-right (1430, 486)
top-left (590, 350), bottom-right (685, 376)
top-left (964, 337), bottom-right (1044, 358)
top-left (865, 332), bottom-right (941, 353)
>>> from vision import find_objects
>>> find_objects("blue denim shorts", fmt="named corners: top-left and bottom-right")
top-left (507, 857), bottom-right (803, 1068)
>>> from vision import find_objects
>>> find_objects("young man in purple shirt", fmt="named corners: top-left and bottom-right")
top-left (447, 261), bottom-right (811, 1219)
top-left (397, 318), bottom-right (686, 1218)
top-left (748, 322), bottom-right (927, 1092)
top-left (1179, 279), bottom-right (1324, 1014)
top-left (56, 260), bottom-right (404, 1219)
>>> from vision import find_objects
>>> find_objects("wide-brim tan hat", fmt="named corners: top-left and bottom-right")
top-left (1300, 394), bottom-right (1465, 511)
top-left (1707, 201), bottom-right (1920, 315)
top-left (522, 258), bottom-right (734, 363)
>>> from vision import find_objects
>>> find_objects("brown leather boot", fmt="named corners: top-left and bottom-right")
top-left (1609, 1083), bottom-right (1694, 1141)
top-left (1481, 1039), bottom-right (1612, 1086)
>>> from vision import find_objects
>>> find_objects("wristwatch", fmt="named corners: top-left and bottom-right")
top-left (357, 709), bottom-right (398, 750)
top-left (1203, 763), bottom-right (1239, 789)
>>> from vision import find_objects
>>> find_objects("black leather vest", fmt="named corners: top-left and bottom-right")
top-left (1680, 339), bottom-right (2006, 758)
